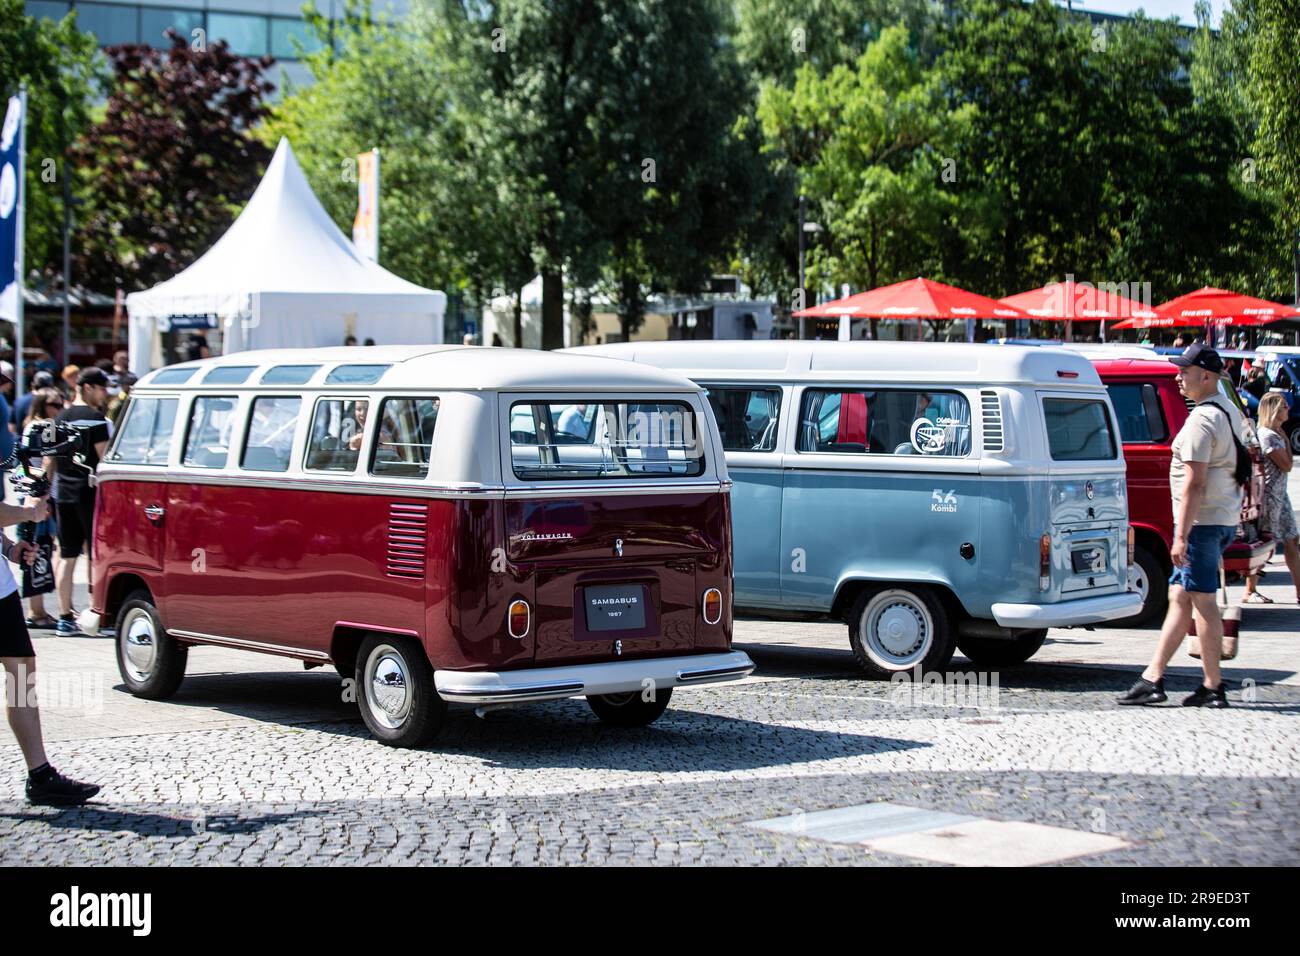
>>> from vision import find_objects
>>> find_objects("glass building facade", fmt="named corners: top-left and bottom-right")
top-left (26, 1), bottom-right (410, 87)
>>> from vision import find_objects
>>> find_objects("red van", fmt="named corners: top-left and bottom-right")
top-left (1091, 354), bottom-right (1273, 624)
top-left (90, 346), bottom-right (753, 746)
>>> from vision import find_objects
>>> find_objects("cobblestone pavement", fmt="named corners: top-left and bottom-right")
top-left (2, 615), bottom-right (1297, 865)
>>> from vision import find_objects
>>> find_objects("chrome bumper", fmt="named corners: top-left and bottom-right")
top-left (992, 591), bottom-right (1142, 628)
top-left (434, 650), bottom-right (755, 705)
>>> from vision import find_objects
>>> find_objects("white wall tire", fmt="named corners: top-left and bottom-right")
top-left (847, 585), bottom-right (955, 679)
top-left (356, 635), bottom-right (444, 748)
top-left (114, 590), bottom-right (187, 699)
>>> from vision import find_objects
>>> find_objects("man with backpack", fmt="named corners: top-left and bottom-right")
top-left (1119, 343), bottom-right (1247, 708)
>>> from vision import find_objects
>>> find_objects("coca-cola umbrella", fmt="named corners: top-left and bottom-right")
top-left (794, 277), bottom-right (1029, 339)
top-left (1000, 280), bottom-right (1159, 339)
top-left (1111, 287), bottom-right (1300, 330)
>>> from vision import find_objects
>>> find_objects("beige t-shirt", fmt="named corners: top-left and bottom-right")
top-left (1170, 396), bottom-right (1244, 528)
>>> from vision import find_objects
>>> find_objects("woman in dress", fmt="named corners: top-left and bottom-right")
top-left (1242, 392), bottom-right (1300, 603)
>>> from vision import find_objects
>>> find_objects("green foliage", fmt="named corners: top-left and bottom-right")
top-left (759, 24), bottom-right (967, 296)
top-left (0, 0), bottom-right (103, 278)
top-left (1238, 0), bottom-right (1300, 234)
top-left (735, 0), bottom-right (940, 86)
top-left (263, 2), bottom-right (525, 299)
top-left (73, 36), bottom-right (274, 291)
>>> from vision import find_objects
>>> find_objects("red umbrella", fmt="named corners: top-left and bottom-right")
top-left (794, 277), bottom-right (1029, 322)
top-left (1112, 287), bottom-right (1300, 329)
top-left (1000, 280), bottom-right (1159, 322)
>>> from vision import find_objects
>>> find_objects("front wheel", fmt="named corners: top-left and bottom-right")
top-left (587, 687), bottom-right (673, 727)
top-left (847, 585), bottom-right (955, 679)
top-left (115, 590), bottom-right (188, 699)
top-left (356, 635), bottom-right (445, 748)
top-left (957, 628), bottom-right (1048, 667)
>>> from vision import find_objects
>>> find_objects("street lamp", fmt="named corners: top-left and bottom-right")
top-left (797, 195), bottom-right (822, 340)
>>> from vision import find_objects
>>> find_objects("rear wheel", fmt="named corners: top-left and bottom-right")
top-left (1113, 544), bottom-right (1167, 627)
top-left (356, 635), bottom-right (445, 748)
top-left (587, 687), bottom-right (673, 727)
top-left (847, 585), bottom-right (955, 679)
top-left (115, 590), bottom-right (188, 700)
top-left (957, 628), bottom-right (1047, 667)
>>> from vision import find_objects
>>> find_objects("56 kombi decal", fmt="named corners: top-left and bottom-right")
top-left (931, 490), bottom-right (958, 513)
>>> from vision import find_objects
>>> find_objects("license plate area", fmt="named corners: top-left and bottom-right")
top-left (1071, 545), bottom-right (1108, 575)
top-left (584, 584), bottom-right (648, 633)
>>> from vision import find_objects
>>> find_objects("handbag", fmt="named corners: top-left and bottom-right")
top-left (1188, 566), bottom-right (1239, 661)
top-left (18, 520), bottom-right (56, 598)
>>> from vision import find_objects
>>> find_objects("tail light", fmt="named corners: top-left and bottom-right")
top-left (508, 599), bottom-right (530, 639)
top-left (1039, 533), bottom-right (1052, 591)
top-left (702, 588), bottom-right (723, 625)
top-left (1127, 527), bottom-right (1135, 567)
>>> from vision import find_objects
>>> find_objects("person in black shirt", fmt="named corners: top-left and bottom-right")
top-left (49, 368), bottom-right (113, 634)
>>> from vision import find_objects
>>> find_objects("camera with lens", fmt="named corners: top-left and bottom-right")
top-left (4, 419), bottom-right (87, 500)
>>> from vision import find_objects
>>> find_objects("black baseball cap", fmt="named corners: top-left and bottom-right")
top-left (77, 367), bottom-right (111, 388)
top-left (1170, 343), bottom-right (1224, 374)
top-left (31, 371), bottom-right (55, 388)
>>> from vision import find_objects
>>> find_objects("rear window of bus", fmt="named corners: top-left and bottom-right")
top-left (1043, 397), bottom-right (1117, 461)
top-left (509, 400), bottom-right (705, 480)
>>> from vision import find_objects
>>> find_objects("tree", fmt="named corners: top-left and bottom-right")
top-left (597, 0), bottom-right (770, 341)
top-left (264, 2), bottom-right (533, 307)
top-left (758, 24), bottom-right (967, 310)
top-left (1234, 0), bottom-right (1300, 300)
top-left (0, 0), bottom-right (102, 279)
top-left (1101, 7), bottom-right (1282, 297)
top-left (73, 35), bottom-right (274, 292)
top-left (735, 0), bottom-right (940, 87)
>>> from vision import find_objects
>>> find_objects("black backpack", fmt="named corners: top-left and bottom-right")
top-left (1198, 401), bottom-right (1252, 488)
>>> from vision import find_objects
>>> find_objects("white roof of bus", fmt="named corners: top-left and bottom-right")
top-left (568, 341), bottom-right (1104, 387)
top-left (133, 345), bottom-right (704, 392)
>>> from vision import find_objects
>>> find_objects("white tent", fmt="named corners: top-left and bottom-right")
top-left (125, 138), bottom-right (446, 374)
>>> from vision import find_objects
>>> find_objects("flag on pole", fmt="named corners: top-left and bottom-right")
top-left (352, 148), bottom-right (380, 262)
top-left (0, 93), bottom-right (24, 323)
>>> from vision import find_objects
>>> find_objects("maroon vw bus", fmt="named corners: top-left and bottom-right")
top-left (91, 346), bottom-right (752, 746)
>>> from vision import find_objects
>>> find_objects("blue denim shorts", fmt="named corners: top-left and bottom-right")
top-left (1169, 524), bottom-right (1236, 593)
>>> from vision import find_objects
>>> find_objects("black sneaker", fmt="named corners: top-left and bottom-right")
top-left (25, 767), bottom-right (101, 807)
top-left (1117, 676), bottom-right (1167, 705)
top-left (1182, 684), bottom-right (1229, 708)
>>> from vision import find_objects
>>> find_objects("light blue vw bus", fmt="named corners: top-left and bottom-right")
top-left (571, 341), bottom-right (1141, 677)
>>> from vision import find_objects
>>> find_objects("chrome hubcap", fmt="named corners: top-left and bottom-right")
top-left (365, 645), bottom-right (412, 730)
top-left (121, 609), bottom-right (157, 682)
top-left (862, 590), bottom-right (933, 670)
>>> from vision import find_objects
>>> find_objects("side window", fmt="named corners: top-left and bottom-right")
top-left (242, 396), bottom-right (302, 472)
top-left (1105, 383), bottom-right (1167, 444)
top-left (703, 386), bottom-right (782, 451)
top-left (183, 396), bottom-right (238, 468)
top-left (305, 398), bottom-right (368, 472)
top-left (797, 389), bottom-right (972, 456)
top-left (110, 397), bottom-right (179, 465)
top-left (370, 397), bottom-right (439, 479)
